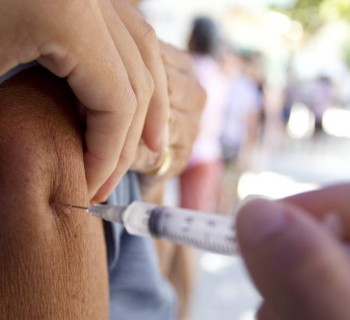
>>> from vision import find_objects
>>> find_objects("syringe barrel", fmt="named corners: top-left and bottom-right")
top-left (149, 207), bottom-right (237, 255)
top-left (123, 201), bottom-right (238, 256)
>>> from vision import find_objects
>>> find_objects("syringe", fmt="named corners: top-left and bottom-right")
top-left (67, 201), bottom-right (238, 256)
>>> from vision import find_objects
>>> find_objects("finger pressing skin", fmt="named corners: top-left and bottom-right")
top-left (237, 198), bottom-right (350, 320)
top-left (92, 0), bottom-right (155, 201)
top-left (112, 0), bottom-right (170, 152)
top-left (35, 1), bottom-right (139, 199)
top-left (0, 0), bottom-right (142, 199)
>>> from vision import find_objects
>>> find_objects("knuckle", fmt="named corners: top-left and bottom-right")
top-left (184, 79), bottom-right (206, 112)
top-left (145, 68), bottom-right (155, 92)
top-left (120, 84), bottom-right (138, 114)
top-left (142, 67), bottom-right (155, 99)
top-left (133, 67), bottom-right (154, 108)
top-left (140, 21), bottom-right (158, 50)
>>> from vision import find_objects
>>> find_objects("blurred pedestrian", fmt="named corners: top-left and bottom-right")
top-left (306, 75), bottom-right (333, 136)
top-left (179, 16), bottom-right (228, 213)
top-left (218, 46), bottom-right (262, 213)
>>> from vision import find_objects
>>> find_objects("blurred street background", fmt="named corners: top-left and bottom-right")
top-left (187, 132), bottom-right (350, 320)
top-left (138, 0), bottom-right (350, 318)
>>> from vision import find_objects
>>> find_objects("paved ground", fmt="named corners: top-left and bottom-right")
top-left (187, 132), bottom-right (350, 320)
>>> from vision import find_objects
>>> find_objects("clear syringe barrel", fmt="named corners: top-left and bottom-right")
top-left (122, 201), bottom-right (238, 256)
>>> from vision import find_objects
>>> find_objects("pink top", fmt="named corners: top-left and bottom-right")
top-left (188, 54), bottom-right (228, 167)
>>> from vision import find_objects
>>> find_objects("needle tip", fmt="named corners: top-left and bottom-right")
top-left (60, 203), bottom-right (89, 212)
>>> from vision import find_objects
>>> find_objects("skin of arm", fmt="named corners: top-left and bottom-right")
top-left (0, 67), bottom-right (108, 319)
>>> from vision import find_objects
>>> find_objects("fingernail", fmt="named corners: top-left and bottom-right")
top-left (238, 199), bottom-right (287, 248)
top-left (322, 211), bottom-right (343, 239)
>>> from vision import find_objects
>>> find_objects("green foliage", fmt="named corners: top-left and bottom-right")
top-left (321, 0), bottom-right (350, 21)
top-left (342, 37), bottom-right (350, 69)
top-left (272, 0), bottom-right (350, 33)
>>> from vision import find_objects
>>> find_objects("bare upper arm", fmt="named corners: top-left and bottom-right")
top-left (0, 67), bottom-right (108, 319)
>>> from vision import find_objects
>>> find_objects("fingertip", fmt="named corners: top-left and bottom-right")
top-left (89, 179), bottom-right (117, 204)
top-left (143, 116), bottom-right (169, 152)
top-left (84, 155), bottom-right (103, 201)
top-left (256, 304), bottom-right (279, 320)
top-left (237, 197), bottom-right (350, 320)
top-left (84, 152), bottom-right (118, 203)
top-left (90, 162), bottom-right (129, 203)
top-left (236, 197), bottom-right (288, 253)
top-left (85, 172), bottom-right (100, 203)
top-left (143, 78), bottom-right (170, 152)
top-left (90, 183), bottom-right (114, 204)
top-left (90, 191), bottom-right (109, 204)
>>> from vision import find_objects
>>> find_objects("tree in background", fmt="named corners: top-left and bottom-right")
top-left (272, 0), bottom-right (350, 34)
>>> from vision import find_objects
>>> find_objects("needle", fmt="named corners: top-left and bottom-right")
top-left (62, 203), bottom-right (89, 211)
top-left (60, 201), bottom-right (237, 255)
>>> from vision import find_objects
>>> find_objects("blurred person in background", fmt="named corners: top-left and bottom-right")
top-left (169, 16), bottom-right (228, 319)
top-left (306, 74), bottom-right (334, 137)
top-left (179, 16), bottom-right (228, 214)
top-left (218, 46), bottom-right (262, 214)
top-left (242, 50), bottom-right (285, 152)
top-left (282, 69), bottom-right (300, 127)
top-left (241, 51), bottom-right (266, 132)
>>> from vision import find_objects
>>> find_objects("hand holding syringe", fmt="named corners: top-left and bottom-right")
top-left (66, 201), bottom-right (238, 256)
